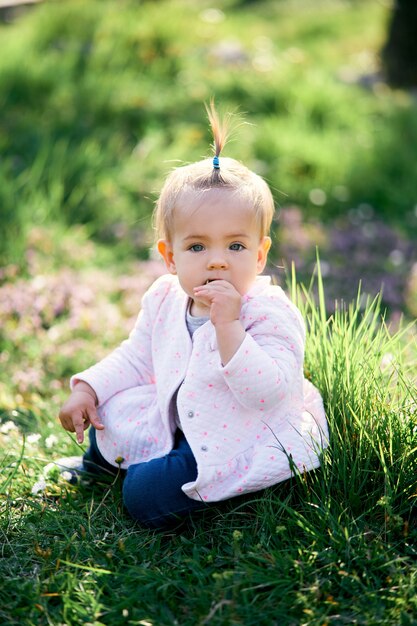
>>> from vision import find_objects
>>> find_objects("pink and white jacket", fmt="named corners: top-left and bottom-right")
top-left (72, 273), bottom-right (328, 502)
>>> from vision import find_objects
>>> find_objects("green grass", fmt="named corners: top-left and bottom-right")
top-left (1, 260), bottom-right (416, 625)
top-left (1, 0), bottom-right (417, 267)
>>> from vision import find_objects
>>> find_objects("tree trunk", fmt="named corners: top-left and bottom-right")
top-left (381, 0), bottom-right (417, 88)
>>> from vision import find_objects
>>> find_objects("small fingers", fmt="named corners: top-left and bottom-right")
top-left (71, 412), bottom-right (87, 444)
top-left (87, 407), bottom-right (105, 431)
top-left (58, 391), bottom-right (105, 445)
top-left (195, 279), bottom-right (235, 291)
top-left (72, 409), bottom-right (104, 444)
top-left (74, 424), bottom-right (85, 444)
top-left (59, 409), bottom-right (89, 444)
top-left (194, 284), bottom-right (241, 302)
top-left (58, 409), bottom-right (76, 433)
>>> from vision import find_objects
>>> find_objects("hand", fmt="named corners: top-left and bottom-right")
top-left (59, 383), bottom-right (104, 444)
top-left (193, 280), bottom-right (245, 365)
top-left (193, 279), bottom-right (242, 326)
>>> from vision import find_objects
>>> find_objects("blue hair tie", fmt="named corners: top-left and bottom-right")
top-left (213, 155), bottom-right (220, 170)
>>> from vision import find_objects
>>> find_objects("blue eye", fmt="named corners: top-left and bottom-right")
top-left (189, 244), bottom-right (204, 252)
top-left (229, 243), bottom-right (245, 251)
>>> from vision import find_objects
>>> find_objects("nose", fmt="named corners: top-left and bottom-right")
top-left (207, 256), bottom-right (228, 270)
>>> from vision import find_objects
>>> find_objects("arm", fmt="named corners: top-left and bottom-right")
top-left (194, 280), bottom-right (305, 412)
top-left (224, 295), bottom-right (305, 411)
top-left (205, 284), bottom-right (305, 411)
top-left (59, 275), bottom-right (173, 441)
top-left (219, 328), bottom-right (303, 412)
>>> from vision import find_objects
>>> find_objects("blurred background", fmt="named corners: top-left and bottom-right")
top-left (0, 0), bottom-right (416, 415)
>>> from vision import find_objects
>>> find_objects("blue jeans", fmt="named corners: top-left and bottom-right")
top-left (84, 428), bottom-right (208, 529)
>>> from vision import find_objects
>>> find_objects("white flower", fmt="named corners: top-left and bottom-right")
top-left (45, 434), bottom-right (59, 449)
top-left (0, 421), bottom-right (18, 434)
top-left (27, 433), bottom-right (42, 444)
top-left (43, 463), bottom-right (59, 477)
top-left (31, 479), bottom-right (47, 495)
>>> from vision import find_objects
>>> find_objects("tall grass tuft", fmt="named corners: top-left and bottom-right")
top-left (292, 258), bottom-right (416, 526)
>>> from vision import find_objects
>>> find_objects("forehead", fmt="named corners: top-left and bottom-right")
top-left (173, 188), bottom-right (256, 231)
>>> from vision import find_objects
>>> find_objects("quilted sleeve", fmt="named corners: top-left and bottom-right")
top-left (219, 293), bottom-right (305, 411)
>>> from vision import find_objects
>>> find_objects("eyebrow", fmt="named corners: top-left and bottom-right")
top-left (182, 233), bottom-right (251, 242)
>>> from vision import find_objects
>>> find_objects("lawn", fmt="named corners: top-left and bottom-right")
top-left (1, 0), bottom-right (417, 624)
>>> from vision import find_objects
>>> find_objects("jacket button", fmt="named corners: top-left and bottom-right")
top-left (187, 410), bottom-right (194, 418)
top-left (201, 445), bottom-right (208, 452)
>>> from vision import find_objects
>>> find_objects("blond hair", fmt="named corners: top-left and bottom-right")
top-left (153, 102), bottom-right (275, 240)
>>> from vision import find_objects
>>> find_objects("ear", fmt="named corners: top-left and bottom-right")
top-left (256, 236), bottom-right (271, 274)
top-left (157, 239), bottom-right (177, 274)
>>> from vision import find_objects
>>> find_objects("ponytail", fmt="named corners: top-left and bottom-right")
top-left (205, 100), bottom-right (231, 180)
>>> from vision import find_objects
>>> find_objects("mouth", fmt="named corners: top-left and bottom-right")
top-left (205, 279), bottom-right (219, 285)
